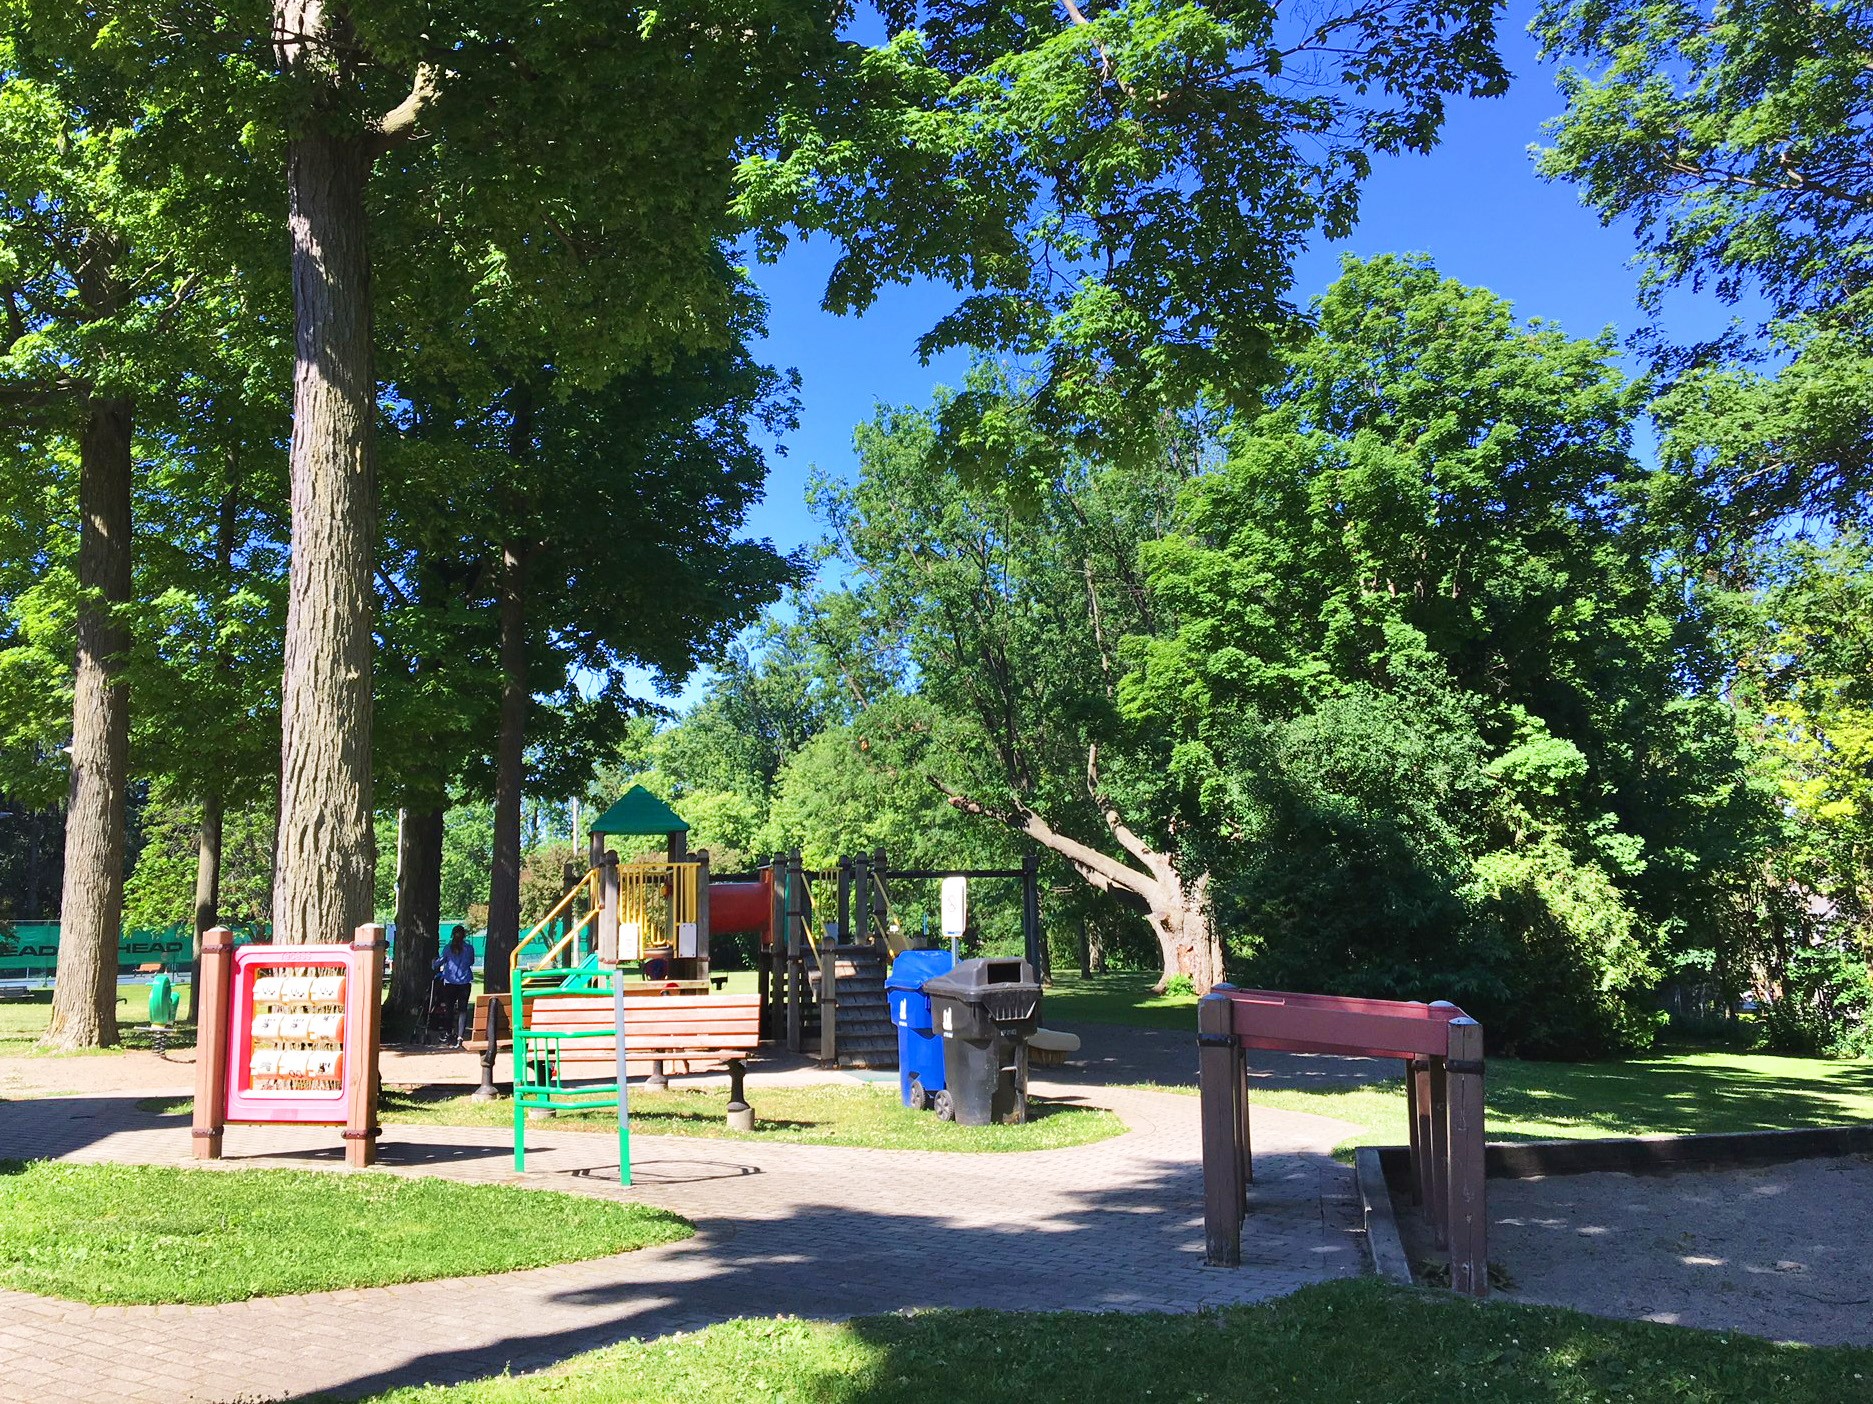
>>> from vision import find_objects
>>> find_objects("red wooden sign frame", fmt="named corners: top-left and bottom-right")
top-left (192, 925), bottom-right (384, 1168)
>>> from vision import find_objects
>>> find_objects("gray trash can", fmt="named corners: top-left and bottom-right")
top-left (922, 958), bottom-right (1041, 1125)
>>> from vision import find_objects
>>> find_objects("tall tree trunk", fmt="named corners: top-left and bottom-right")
top-left (387, 803), bottom-right (443, 1029)
top-left (185, 791), bottom-right (223, 1024)
top-left (1146, 869), bottom-right (1220, 993)
top-left (43, 395), bottom-right (134, 1050)
top-left (929, 771), bottom-right (1225, 994)
top-left (187, 478), bottom-right (241, 1022)
top-left (483, 544), bottom-right (530, 997)
top-left (270, 100), bottom-right (378, 944)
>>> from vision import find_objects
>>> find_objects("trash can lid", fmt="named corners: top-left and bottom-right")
top-left (886, 948), bottom-right (957, 991)
top-left (923, 957), bottom-right (1037, 998)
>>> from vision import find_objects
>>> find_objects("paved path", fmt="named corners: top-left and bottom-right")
top-left (0, 1077), bottom-right (1365, 1403)
top-left (1048, 1019), bottom-right (1402, 1090)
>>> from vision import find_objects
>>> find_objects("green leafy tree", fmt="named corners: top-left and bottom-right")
top-left (1128, 256), bottom-right (1768, 1053)
top-left (383, 306), bottom-right (798, 992)
top-left (1537, 0), bottom-right (1873, 534)
top-left (744, 0), bottom-right (1508, 468)
top-left (0, 10), bottom-right (272, 1045)
top-left (825, 376), bottom-right (1222, 988)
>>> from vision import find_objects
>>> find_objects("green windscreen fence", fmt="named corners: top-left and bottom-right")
top-left (0, 920), bottom-right (479, 976)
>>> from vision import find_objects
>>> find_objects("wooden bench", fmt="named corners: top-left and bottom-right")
top-left (512, 992), bottom-right (761, 1079)
top-left (509, 990), bottom-right (761, 1172)
top-left (464, 979), bottom-right (732, 1053)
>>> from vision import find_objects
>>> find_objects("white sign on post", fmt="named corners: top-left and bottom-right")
top-left (940, 875), bottom-right (969, 938)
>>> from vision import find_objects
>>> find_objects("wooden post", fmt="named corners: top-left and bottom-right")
top-left (819, 922), bottom-right (838, 1067)
top-left (597, 852), bottom-right (620, 966)
top-left (344, 924), bottom-right (385, 1169)
top-left (785, 854), bottom-right (803, 1054)
top-left (836, 856), bottom-right (852, 946)
top-left (1406, 1059), bottom-right (1426, 1206)
top-left (849, 853), bottom-right (868, 947)
top-left (1198, 990), bottom-right (1244, 1266)
top-left (1445, 1016), bottom-right (1487, 1298)
top-left (759, 864), bottom-right (777, 1037)
top-left (1021, 851), bottom-right (1042, 980)
top-left (1427, 1055), bottom-right (1450, 1248)
top-left (1207, 981), bottom-right (1251, 1197)
top-left (191, 927), bottom-right (236, 1160)
top-left (694, 847), bottom-right (712, 979)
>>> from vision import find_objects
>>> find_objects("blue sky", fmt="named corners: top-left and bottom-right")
top-left (736, 12), bottom-right (1746, 565)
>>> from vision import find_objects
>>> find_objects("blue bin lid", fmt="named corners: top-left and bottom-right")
top-left (885, 948), bottom-right (956, 991)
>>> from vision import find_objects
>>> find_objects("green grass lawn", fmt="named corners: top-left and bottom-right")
top-left (359, 1277), bottom-right (1870, 1404)
top-left (143, 1081), bottom-right (1126, 1153)
top-left (1128, 1047), bottom-right (1873, 1157)
top-left (1042, 971), bottom-right (1200, 1030)
top-left (0, 1160), bottom-right (690, 1305)
top-left (0, 984), bottom-right (197, 1056)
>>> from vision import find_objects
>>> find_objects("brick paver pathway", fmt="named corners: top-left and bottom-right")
top-left (0, 1079), bottom-right (1365, 1403)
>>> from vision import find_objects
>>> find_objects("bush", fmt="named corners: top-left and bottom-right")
top-left (1757, 942), bottom-right (1873, 1057)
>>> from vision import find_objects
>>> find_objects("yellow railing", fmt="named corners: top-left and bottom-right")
top-left (615, 861), bottom-right (702, 959)
top-left (510, 860), bottom-right (706, 977)
top-left (511, 865), bottom-right (603, 978)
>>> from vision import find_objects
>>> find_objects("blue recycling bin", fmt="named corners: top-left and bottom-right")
top-left (886, 948), bottom-right (956, 1110)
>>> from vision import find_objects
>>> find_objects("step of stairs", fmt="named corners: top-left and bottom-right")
top-left (802, 943), bottom-right (897, 1069)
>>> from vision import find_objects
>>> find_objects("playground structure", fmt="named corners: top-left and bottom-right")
top-left (1198, 984), bottom-right (1487, 1297)
top-left (480, 785), bottom-right (1051, 1074)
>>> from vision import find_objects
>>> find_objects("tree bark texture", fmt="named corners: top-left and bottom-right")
top-left (387, 804), bottom-right (443, 1028)
top-left (43, 396), bottom-right (134, 1050)
top-left (482, 544), bottom-right (530, 996)
top-left (271, 107), bottom-right (378, 944)
top-left (929, 773), bottom-right (1225, 994)
top-left (185, 790), bottom-right (224, 1023)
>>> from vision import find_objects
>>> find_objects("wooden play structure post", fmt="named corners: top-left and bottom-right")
top-left (596, 851), bottom-right (621, 965)
top-left (344, 924), bottom-right (385, 1168)
top-left (191, 926), bottom-right (236, 1159)
top-left (785, 853), bottom-right (805, 1054)
top-left (819, 920), bottom-right (838, 1067)
top-left (1199, 986), bottom-right (1488, 1296)
top-left (694, 847), bottom-right (712, 981)
top-left (1020, 851), bottom-right (1044, 981)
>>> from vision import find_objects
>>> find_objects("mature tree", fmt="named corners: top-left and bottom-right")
top-left (1538, 0), bottom-right (1873, 323)
top-left (745, 0), bottom-right (1508, 469)
top-left (825, 379), bottom-right (1222, 987)
top-left (128, 321), bottom-right (290, 1013)
top-left (0, 11), bottom-right (268, 1045)
top-left (255, 2), bottom-right (830, 943)
top-left (1538, 0), bottom-right (1873, 534)
top-left (1127, 257), bottom-right (1768, 1053)
top-left (384, 302), bottom-right (796, 989)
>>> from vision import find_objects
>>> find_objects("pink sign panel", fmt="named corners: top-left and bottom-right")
top-left (225, 944), bottom-right (372, 1124)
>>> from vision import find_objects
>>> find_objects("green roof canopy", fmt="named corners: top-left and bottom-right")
top-left (589, 785), bottom-right (689, 837)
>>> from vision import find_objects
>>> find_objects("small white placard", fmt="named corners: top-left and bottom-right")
top-left (622, 920), bottom-right (642, 960)
top-left (676, 922), bottom-right (698, 958)
top-left (940, 875), bottom-right (969, 938)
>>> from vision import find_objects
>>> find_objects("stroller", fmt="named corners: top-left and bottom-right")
top-left (420, 976), bottom-right (461, 1047)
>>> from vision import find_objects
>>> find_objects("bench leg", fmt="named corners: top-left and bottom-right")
top-left (646, 1057), bottom-right (669, 1091)
top-left (725, 1058), bottom-right (754, 1132)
